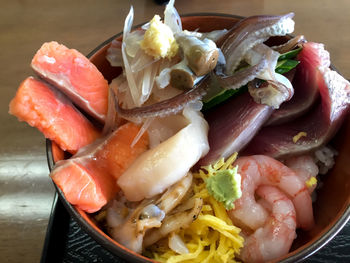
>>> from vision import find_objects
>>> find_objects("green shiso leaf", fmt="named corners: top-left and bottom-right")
top-left (278, 47), bottom-right (302, 61)
top-left (275, 59), bottom-right (300, 74)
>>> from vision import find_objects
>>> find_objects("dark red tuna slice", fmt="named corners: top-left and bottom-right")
top-left (198, 93), bottom-right (273, 166)
top-left (242, 67), bottom-right (350, 158)
top-left (266, 42), bottom-right (330, 126)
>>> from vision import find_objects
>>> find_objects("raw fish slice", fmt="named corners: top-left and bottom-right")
top-left (51, 160), bottom-right (117, 213)
top-left (31, 41), bottom-right (109, 123)
top-left (267, 42), bottom-right (330, 125)
top-left (117, 108), bottom-right (209, 201)
top-left (9, 77), bottom-right (100, 154)
top-left (243, 68), bottom-right (350, 158)
top-left (198, 93), bottom-right (273, 166)
top-left (50, 122), bottom-right (148, 213)
top-left (94, 122), bottom-right (149, 180)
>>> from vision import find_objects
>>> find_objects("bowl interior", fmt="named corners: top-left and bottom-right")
top-left (47, 14), bottom-right (350, 263)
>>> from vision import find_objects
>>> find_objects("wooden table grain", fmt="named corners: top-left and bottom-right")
top-left (1, 0), bottom-right (349, 262)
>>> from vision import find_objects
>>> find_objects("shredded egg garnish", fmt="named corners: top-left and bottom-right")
top-left (147, 153), bottom-right (244, 263)
top-left (306, 176), bottom-right (317, 188)
top-left (293, 131), bottom-right (307, 143)
top-left (140, 15), bottom-right (179, 59)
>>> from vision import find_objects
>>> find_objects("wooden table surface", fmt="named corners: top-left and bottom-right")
top-left (1, 0), bottom-right (349, 262)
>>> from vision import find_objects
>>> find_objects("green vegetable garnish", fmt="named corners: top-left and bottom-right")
top-left (278, 47), bottom-right (302, 61)
top-left (275, 59), bottom-right (300, 74)
top-left (202, 86), bottom-right (247, 111)
top-left (206, 167), bottom-right (242, 210)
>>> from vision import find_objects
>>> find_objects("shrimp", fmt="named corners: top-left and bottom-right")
top-left (240, 185), bottom-right (297, 263)
top-left (285, 155), bottom-right (319, 193)
top-left (229, 155), bottom-right (314, 231)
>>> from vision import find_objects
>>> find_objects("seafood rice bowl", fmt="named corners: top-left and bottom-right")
top-left (9, 0), bottom-right (350, 262)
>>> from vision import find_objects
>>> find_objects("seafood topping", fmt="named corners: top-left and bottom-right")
top-left (109, 173), bottom-right (194, 253)
top-left (31, 41), bottom-right (109, 123)
top-left (219, 13), bottom-right (295, 74)
top-left (243, 49), bottom-right (350, 158)
top-left (240, 185), bottom-right (297, 263)
top-left (50, 122), bottom-right (148, 213)
top-left (230, 155), bottom-right (314, 231)
top-left (176, 34), bottom-right (219, 76)
top-left (117, 107), bottom-right (209, 201)
top-left (198, 92), bottom-right (273, 166)
top-left (266, 42), bottom-right (330, 125)
top-left (9, 77), bottom-right (101, 154)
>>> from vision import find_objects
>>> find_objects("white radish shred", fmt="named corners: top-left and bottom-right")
top-left (141, 22), bottom-right (150, 30)
top-left (122, 7), bottom-right (141, 106)
top-left (131, 117), bottom-right (154, 147)
top-left (131, 49), bottom-right (159, 73)
top-left (125, 30), bottom-right (144, 58)
top-left (164, 0), bottom-right (182, 34)
top-left (156, 68), bottom-right (171, 89)
top-left (103, 85), bottom-right (118, 135)
top-left (106, 39), bottom-right (123, 67)
top-left (123, 6), bottom-right (134, 42)
top-left (141, 60), bottom-right (159, 103)
top-left (168, 233), bottom-right (189, 254)
top-left (114, 75), bottom-right (135, 109)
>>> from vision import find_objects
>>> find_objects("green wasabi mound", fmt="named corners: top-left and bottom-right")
top-left (206, 166), bottom-right (242, 210)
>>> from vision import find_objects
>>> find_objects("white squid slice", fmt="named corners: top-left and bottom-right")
top-left (117, 107), bottom-right (209, 201)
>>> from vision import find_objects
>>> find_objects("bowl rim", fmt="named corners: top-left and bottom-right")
top-left (46, 12), bottom-right (350, 263)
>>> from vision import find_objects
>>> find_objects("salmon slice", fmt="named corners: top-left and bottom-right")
top-left (9, 77), bottom-right (100, 154)
top-left (31, 41), bottom-right (108, 123)
top-left (50, 122), bottom-right (149, 213)
top-left (51, 160), bottom-right (118, 213)
top-left (95, 122), bottom-right (149, 180)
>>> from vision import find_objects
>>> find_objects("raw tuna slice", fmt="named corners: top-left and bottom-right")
top-left (31, 41), bottom-right (109, 123)
top-left (9, 77), bottom-right (100, 154)
top-left (51, 122), bottom-right (149, 213)
top-left (198, 93), bottom-right (273, 166)
top-left (266, 42), bottom-right (330, 126)
top-left (243, 67), bottom-right (350, 158)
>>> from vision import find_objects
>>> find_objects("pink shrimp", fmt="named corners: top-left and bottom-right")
top-left (240, 185), bottom-right (297, 263)
top-left (285, 155), bottom-right (319, 193)
top-left (229, 155), bottom-right (314, 231)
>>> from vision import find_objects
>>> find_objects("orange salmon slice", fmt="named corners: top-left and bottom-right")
top-left (31, 41), bottom-right (108, 123)
top-left (50, 122), bottom-right (149, 213)
top-left (95, 122), bottom-right (149, 180)
top-left (51, 160), bottom-right (118, 213)
top-left (9, 77), bottom-right (100, 154)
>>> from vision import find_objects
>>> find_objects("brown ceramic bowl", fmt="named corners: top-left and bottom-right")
top-left (46, 13), bottom-right (350, 263)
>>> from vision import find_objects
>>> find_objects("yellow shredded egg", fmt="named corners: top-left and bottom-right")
top-left (306, 176), bottom-right (317, 188)
top-left (147, 153), bottom-right (244, 263)
top-left (140, 15), bottom-right (179, 59)
top-left (293, 131), bottom-right (307, 143)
